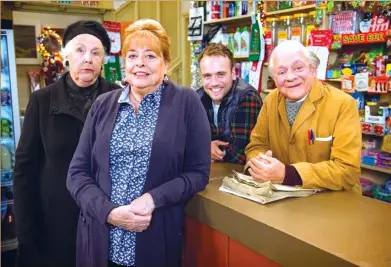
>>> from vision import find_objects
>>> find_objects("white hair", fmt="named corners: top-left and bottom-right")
top-left (308, 51), bottom-right (320, 71)
top-left (268, 40), bottom-right (315, 77)
top-left (60, 37), bottom-right (109, 66)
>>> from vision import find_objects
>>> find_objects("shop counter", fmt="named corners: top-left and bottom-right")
top-left (183, 163), bottom-right (391, 267)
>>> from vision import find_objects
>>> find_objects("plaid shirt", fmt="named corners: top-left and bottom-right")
top-left (209, 91), bottom-right (262, 164)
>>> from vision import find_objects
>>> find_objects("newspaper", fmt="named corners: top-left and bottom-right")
top-left (219, 171), bottom-right (322, 204)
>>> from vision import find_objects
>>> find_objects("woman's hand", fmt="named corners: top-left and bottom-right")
top-left (130, 193), bottom-right (155, 216)
top-left (107, 205), bottom-right (151, 232)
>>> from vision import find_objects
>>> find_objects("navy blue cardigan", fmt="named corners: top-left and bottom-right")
top-left (66, 82), bottom-right (211, 267)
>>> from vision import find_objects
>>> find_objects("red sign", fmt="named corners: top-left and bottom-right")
top-left (341, 31), bottom-right (387, 45)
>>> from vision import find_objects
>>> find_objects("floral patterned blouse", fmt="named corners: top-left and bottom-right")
top-left (108, 84), bottom-right (164, 266)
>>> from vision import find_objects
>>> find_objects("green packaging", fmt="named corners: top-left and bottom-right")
top-left (249, 17), bottom-right (260, 62)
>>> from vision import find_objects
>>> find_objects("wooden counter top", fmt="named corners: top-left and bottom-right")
top-left (186, 163), bottom-right (391, 267)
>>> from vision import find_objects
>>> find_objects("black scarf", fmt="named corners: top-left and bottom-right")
top-left (65, 73), bottom-right (100, 119)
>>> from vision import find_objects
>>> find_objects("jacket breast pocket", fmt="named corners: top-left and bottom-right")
top-left (309, 137), bottom-right (333, 163)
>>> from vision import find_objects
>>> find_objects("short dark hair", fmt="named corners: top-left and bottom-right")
top-left (198, 43), bottom-right (234, 69)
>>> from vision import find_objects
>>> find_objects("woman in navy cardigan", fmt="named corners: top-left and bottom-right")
top-left (67, 19), bottom-right (211, 267)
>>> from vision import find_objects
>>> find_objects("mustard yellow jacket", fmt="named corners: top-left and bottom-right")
top-left (245, 79), bottom-right (362, 194)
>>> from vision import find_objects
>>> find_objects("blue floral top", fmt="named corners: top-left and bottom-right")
top-left (108, 84), bottom-right (164, 266)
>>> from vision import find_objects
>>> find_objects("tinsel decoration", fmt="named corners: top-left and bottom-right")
top-left (190, 41), bottom-right (203, 89)
top-left (257, 1), bottom-right (266, 35)
top-left (37, 27), bottom-right (64, 86)
top-left (315, 0), bottom-right (326, 26)
top-left (190, 1), bottom-right (202, 89)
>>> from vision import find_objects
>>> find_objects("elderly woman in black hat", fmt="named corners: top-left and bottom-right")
top-left (13, 20), bottom-right (120, 267)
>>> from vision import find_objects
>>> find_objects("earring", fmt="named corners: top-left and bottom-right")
top-left (163, 74), bottom-right (169, 84)
top-left (121, 79), bottom-right (129, 87)
top-left (65, 61), bottom-right (69, 67)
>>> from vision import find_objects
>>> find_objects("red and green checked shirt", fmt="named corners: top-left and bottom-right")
top-left (208, 91), bottom-right (263, 165)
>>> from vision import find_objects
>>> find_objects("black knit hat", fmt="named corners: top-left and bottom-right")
top-left (63, 20), bottom-right (111, 54)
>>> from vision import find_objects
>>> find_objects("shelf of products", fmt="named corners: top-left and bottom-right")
top-left (265, 4), bottom-right (316, 16)
top-left (194, 1), bottom-right (259, 89)
top-left (204, 14), bottom-right (252, 25)
top-left (319, 3), bottom-right (391, 202)
top-left (361, 164), bottom-right (391, 175)
top-left (13, 1), bottom-right (114, 14)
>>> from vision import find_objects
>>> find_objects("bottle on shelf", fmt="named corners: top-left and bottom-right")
top-left (306, 11), bottom-right (316, 46)
top-left (240, 27), bottom-right (250, 57)
top-left (235, 1), bottom-right (242, 17)
top-left (228, 1), bottom-right (235, 18)
top-left (277, 16), bottom-right (291, 44)
top-left (265, 17), bottom-right (278, 60)
top-left (211, 1), bottom-right (221, 20)
top-left (233, 27), bottom-right (242, 57)
top-left (291, 13), bottom-right (308, 44)
top-left (241, 1), bottom-right (248, 15)
top-left (222, 1), bottom-right (229, 18)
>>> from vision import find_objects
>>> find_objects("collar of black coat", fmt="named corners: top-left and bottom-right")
top-left (65, 72), bottom-right (100, 99)
top-left (49, 71), bottom-right (116, 122)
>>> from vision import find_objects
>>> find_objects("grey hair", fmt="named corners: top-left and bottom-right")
top-left (61, 37), bottom-right (109, 65)
top-left (268, 40), bottom-right (316, 77)
top-left (308, 51), bottom-right (320, 71)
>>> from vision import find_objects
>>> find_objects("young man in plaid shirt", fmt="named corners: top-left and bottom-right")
top-left (197, 43), bottom-right (263, 165)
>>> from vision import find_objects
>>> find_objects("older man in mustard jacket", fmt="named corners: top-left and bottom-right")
top-left (245, 40), bottom-right (362, 194)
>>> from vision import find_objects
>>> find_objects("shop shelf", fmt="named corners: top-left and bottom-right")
top-left (234, 55), bottom-right (249, 60)
top-left (265, 4), bottom-right (316, 16)
top-left (204, 14), bottom-right (252, 25)
top-left (361, 163), bottom-right (391, 175)
top-left (325, 78), bottom-right (341, 82)
top-left (13, 1), bottom-right (114, 15)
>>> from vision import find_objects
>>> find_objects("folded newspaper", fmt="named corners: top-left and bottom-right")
top-left (219, 171), bottom-right (322, 204)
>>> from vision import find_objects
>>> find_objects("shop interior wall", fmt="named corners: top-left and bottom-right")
top-left (9, 7), bottom-right (102, 112)
top-left (103, 1), bottom-right (190, 87)
top-left (7, 1), bottom-right (190, 113)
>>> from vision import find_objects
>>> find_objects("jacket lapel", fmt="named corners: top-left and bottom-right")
top-left (290, 79), bottom-right (324, 141)
top-left (49, 74), bottom-right (115, 123)
top-left (49, 75), bottom-right (85, 122)
top-left (277, 93), bottom-right (291, 138)
top-left (144, 82), bottom-right (176, 191)
top-left (99, 91), bottom-right (122, 187)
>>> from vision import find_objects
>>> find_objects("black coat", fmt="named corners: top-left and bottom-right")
top-left (13, 75), bottom-right (120, 267)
